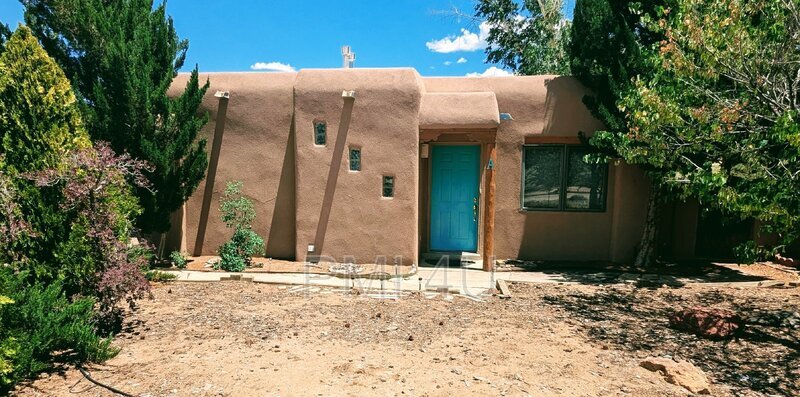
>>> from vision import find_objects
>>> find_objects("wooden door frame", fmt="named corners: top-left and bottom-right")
top-left (419, 129), bottom-right (497, 271)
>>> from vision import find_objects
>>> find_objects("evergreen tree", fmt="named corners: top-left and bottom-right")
top-left (0, 25), bottom-right (150, 319)
top-left (0, 23), bottom-right (10, 48)
top-left (0, 25), bottom-right (90, 173)
top-left (568, 0), bottom-right (672, 266)
top-left (22, 0), bottom-right (210, 237)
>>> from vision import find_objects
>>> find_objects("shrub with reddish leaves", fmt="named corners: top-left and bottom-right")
top-left (27, 142), bottom-right (153, 320)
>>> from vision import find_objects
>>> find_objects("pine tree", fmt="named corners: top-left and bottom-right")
top-left (0, 25), bottom-right (90, 173)
top-left (0, 25), bottom-right (90, 280)
top-left (22, 0), bottom-right (210, 237)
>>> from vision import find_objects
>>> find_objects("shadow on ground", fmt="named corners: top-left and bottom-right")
top-left (539, 285), bottom-right (800, 396)
top-left (500, 260), bottom-right (770, 287)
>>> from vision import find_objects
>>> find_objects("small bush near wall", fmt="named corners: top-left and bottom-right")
top-left (145, 271), bottom-right (178, 282)
top-left (217, 181), bottom-right (265, 272)
top-left (169, 251), bottom-right (187, 269)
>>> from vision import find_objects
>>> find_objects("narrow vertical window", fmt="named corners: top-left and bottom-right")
top-left (349, 147), bottom-right (361, 171)
top-left (382, 176), bottom-right (394, 198)
top-left (314, 122), bottom-right (326, 146)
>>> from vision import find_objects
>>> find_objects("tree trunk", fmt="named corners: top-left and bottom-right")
top-left (634, 186), bottom-right (663, 268)
top-left (156, 232), bottom-right (166, 259)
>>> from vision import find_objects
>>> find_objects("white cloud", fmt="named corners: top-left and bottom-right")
top-left (456, 57), bottom-right (467, 64)
top-left (443, 61), bottom-right (452, 66)
top-left (426, 22), bottom-right (490, 53)
top-left (466, 66), bottom-right (513, 77)
top-left (250, 61), bottom-right (296, 72)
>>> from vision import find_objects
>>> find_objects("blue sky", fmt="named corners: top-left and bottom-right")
top-left (0, 0), bottom-right (575, 77)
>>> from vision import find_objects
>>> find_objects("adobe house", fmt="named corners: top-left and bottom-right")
top-left (166, 67), bottom-right (711, 269)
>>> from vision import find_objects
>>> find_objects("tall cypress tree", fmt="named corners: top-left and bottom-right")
top-left (568, 0), bottom-right (673, 267)
top-left (22, 0), bottom-right (209, 237)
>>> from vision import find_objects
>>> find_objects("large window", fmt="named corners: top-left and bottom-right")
top-left (522, 145), bottom-right (607, 211)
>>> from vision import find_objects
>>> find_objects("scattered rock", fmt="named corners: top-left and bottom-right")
top-left (669, 307), bottom-right (743, 339)
top-left (640, 357), bottom-right (711, 395)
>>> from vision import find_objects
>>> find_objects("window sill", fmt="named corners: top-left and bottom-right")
top-left (518, 208), bottom-right (606, 213)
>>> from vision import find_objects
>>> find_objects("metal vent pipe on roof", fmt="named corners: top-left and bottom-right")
top-left (342, 45), bottom-right (355, 69)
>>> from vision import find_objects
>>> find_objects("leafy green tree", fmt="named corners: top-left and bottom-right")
top-left (568, 0), bottom-right (672, 266)
top-left (22, 0), bottom-right (210, 238)
top-left (613, 0), bottom-right (800, 257)
top-left (476, 0), bottom-right (571, 75)
top-left (217, 181), bottom-right (264, 272)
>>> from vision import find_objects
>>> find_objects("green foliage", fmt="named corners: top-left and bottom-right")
top-left (476, 0), bottom-right (571, 75)
top-left (733, 241), bottom-right (770, 265)
top-left (0, 295), bottom-right (13, 387)
top-left (218, 229), bottom-right (264, 272)
top-left (615, 0), bottom-right (800, 250)
top-left (0, 26), bottom-right (93, 280)
top-left (23, 0), bottom-right (210, 234)
top-left (567, 0), bottom-right (673, 266)
top-left (0, 23), bottom-right (10, 49)
top-left (569, 0), bottom-right (671, 138)
top-left (0, 272), bottom-right (117, 392)
top-left (0, 23), bottom-right (150, 393)
top-left (145, 270), bottom-right (177, 282)
top-left (0, 26), bottom-right (90, 173)
top-left (169, 250), bottom-right (187, 269)
top-left (220, 181), bottom-right (256, 229)
top-left (217, 181), bottom-right (264, 272)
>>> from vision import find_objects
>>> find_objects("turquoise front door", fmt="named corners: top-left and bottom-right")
top-left (430, 145), bottom-right (480, 252)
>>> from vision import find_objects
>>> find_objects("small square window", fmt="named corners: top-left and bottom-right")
top-left (314, 122), bottom-right (326, 146)
top-left (382, 175), bottom-right (394, 198)
top-left (349, 148), bottom-right (361, 171)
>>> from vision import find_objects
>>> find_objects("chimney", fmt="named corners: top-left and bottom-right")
top-left (341, 45), bottom-right (355, 69)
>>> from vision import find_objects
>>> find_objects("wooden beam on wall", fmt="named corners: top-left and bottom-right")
top-left (524, 135), bottom-right (582, 145)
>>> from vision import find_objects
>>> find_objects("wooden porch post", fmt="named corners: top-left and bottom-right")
top-left (482, 142), bottom-right (497, 271)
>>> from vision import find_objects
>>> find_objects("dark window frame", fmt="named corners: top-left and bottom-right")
top-left (520, 144), bottom-right (608, 212)
top-left (313, 122), bottom-right (326, 146)
top-left (349, 147), bottom-right (361, 172)
top-left (382, 175), bottom-right (395, 198)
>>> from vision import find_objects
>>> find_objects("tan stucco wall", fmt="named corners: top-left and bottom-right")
top-left (422, 75), bottom-right (651, 262)
top-left (419, 92), bottom-right (500, 129)
top-left (167, 69), bottom-right (671, 264)
top-left (169, 72), bottom-right (297, 259)
top-left (293, 69), bottom-right (422, 265)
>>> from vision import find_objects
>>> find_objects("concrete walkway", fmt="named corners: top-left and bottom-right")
top-left (158, 265), bottom-right (719, 297)
top-left (157, 265), bottom-right (798, 297)
top-left (160, 266), bottom-right (576, 296)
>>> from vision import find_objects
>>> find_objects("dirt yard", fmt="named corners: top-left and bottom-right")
top-left (13, 281), bottom-right (800, 397)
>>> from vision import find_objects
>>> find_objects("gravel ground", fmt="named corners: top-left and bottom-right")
top-left (12, 281), bottom-right (800, 397)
